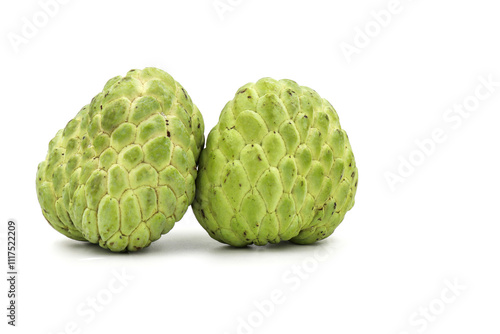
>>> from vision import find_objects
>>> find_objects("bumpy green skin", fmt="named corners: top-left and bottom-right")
top-left (36, 68), bottom-right (204, 252)
top-left (193, 78), bottom-right (357, 247)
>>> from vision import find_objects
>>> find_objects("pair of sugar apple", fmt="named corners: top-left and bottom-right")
top-left (36, 67), bottom-right (358, 252)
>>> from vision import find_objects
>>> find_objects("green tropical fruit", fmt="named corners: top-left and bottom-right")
top-left (193, 78), bottom-right (357, 247)
top-left (36, 68), bottom-right (205, 252)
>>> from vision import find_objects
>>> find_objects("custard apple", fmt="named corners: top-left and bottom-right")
top-left (36, 67), bottom-right (204, 252)
top-left (193, 78), bottom-right (357, 246)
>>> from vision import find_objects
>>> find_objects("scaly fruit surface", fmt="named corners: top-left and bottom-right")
top-left (36, 67), bottom-right (204, 252)
top-left (193, 78), bottom-right (357, 246)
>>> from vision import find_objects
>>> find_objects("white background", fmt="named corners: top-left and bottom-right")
top-left (1, 0), bottom-right (499, 333)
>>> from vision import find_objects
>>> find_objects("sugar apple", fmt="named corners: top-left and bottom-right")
top-left (193, 78), bottom-right (357, 246)
top-left (36, 67), bottom-right (205, 252)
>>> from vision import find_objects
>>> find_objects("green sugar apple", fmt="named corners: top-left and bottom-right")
top-left (193, 78), bottom-right (357, 246)
top-left (36, 67), bottom-right (204, 252)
